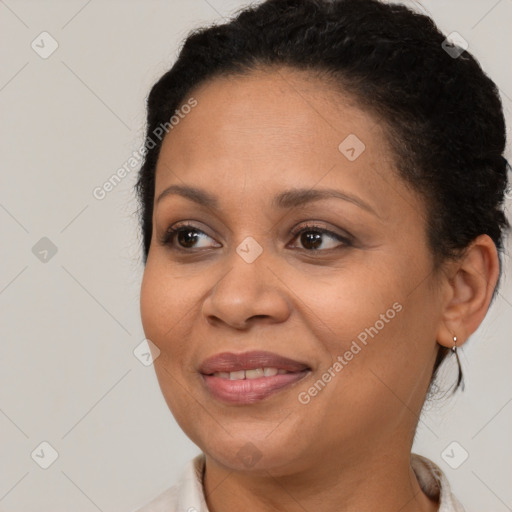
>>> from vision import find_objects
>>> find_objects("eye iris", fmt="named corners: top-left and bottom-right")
top-left (301, 231), bottom-right (322, 250)
top-left (178, 229), bottom-right (199, 248)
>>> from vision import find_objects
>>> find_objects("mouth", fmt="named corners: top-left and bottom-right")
top-left (209, 367), bottom-right (296, 379)
top-left (198, 351), bottom-right (311, 404)
top-left (199, 350), bottom-right (310, 374)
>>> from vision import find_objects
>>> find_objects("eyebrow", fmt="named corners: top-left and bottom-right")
top-left (156, 184), bottom-right (376, 215)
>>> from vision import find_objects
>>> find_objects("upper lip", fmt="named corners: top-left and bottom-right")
top-left (198, 351), bottom-right (310, 374)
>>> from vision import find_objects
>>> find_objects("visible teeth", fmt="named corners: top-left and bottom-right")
top-left (211, 367), bottom-right (286, 380)
top-left (246, 368), bottom-right (264, 379)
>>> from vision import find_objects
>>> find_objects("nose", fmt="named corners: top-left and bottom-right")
top-left (201, 244), bottom-right (292, 330)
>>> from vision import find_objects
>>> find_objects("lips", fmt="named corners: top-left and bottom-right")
top-left (199, 351), bottom-right (310, 374)
top-left (198, 351), bottom-right (311, 404)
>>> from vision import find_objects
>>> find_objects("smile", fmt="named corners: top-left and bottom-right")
top-left (212, 368), bottom-right (292, 379)
top-left (199, 351), bottom-right (311, 404)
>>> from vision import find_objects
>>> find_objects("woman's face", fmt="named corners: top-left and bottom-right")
top-left (140, 68), bottom-right (444, 475)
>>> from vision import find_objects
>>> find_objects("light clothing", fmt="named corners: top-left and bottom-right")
top-left (135, 452), bottom-right (465, 512)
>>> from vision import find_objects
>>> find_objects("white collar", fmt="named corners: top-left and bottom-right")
top-left (136, 452), bottom-right (466, 512)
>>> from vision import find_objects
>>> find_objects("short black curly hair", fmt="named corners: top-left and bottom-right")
top-left (135, 0), bottom-right (510, 391)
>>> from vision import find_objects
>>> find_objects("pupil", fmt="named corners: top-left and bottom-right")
top-left (178, 230), bottom-right (198, 248)
top-left (302, 231), bottom-right (322, 250)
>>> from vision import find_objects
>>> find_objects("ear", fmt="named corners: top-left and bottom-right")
top-left (436, 234), bottom-right (501, 348)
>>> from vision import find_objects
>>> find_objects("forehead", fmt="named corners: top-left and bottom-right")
top-left (154, 67), bottom-right (422, 223)
top-left (161, 67), bottom-right (387, 160)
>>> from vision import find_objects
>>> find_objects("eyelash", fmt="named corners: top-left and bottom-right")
top-left (160, 222), bottom-right (352, 253)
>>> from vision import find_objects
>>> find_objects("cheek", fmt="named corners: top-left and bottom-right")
top-left (289, 261), bottom-right (400, 356)
top-left (140, 259), bottom-right (196, 352)
top-left (140, 261), bottom-right (205, 430)
top-left (299, 254), bottom-right (436, 402)
top-left (140, 264), bottom-right (168, 343)
top-left (328, 283), bottom-right (439, 425)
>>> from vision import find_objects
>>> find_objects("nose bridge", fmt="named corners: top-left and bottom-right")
top-left (202, 234), bottom-right (291, 327)
top-left (235, 234), bottom-right (265, 265)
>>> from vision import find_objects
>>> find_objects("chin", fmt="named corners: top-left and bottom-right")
top-left (193, 426), bottom-right (312, 476)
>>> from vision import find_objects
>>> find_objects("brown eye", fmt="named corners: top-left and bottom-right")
top-left (289, 224), bottom-right (352, 251)
top-left (161, 224), bottom-right (221, 250)
top-left (176, 228), bottom-right (201, 248)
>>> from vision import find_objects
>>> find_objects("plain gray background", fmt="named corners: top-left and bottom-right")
top-left (0, 1), bottom-right (511, 511)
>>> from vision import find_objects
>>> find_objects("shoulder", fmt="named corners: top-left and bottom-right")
top-left (134, 454), bottom-right (207, 512)
top-left (411, 453), bottom-right (466, 512)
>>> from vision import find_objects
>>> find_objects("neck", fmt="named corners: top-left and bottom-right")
top-left (203, 446), bottom-right (439, 512)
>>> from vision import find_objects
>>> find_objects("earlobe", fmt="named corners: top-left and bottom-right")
top-left (435, 234), bottom-right (500, 349)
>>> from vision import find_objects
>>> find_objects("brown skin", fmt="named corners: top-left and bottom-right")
top-left (140, 67), bottom-right (500, 512)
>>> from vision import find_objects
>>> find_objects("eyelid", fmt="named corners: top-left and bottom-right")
top-left (288, 222), bottom-right (353, 250)
top-left (290, 221), bottom-right (352, 239)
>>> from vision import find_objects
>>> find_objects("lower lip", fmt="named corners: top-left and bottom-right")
top-left (201, 371), bottom-right (309, 404)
